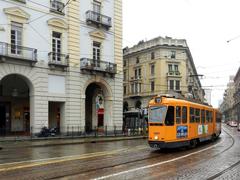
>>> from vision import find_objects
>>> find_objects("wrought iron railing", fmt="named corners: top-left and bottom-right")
top-left (48, 52), bottom-right (69, 67)
top-left (50, 0), bottom-right (65, 13)
top-left (0, 125), bottom-right (148, 139)
top-left (86, 10), bottom-right (112, 29)
top-left (80, 58), bottom-right (117, 74)
top-left (0, 42), bottom-right (37, 62)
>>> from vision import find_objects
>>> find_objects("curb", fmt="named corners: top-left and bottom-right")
top-left (0, 136), bottom-right (148, 149)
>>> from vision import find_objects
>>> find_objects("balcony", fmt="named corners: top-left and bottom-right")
top-left (48, 52), bottom-right (69, 69)
top-left (80, 58), bottom-right (117, 76)
top-left (166, 71), bottom-right (181, 77)
top-left (50, 0), bottom-right (65, 15)
top-left (0, 42), bottom-right (37, 65)
top-left (86, 10), bottom-right (112, 30)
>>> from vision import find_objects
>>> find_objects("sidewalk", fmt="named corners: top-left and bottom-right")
top-left (0, 135), bottom-right (147, 149)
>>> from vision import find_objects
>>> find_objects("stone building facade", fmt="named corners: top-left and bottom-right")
top-left (219, 76), bottom-right (235, 122)
top-left (234, 68), bottom-right (240, 125)
top-left (0, 0), bottom-right (122, 134)
top-left (123, 36), bottom-right (204, 110)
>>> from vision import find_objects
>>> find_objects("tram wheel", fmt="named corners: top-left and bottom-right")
top-left (189, 139), bottom-right (197, 148)
top-left (211, 134), bottom-right (217, 142)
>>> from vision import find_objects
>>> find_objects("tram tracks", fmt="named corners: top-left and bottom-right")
top-left (50, 127), bottom-right (236, 180)
top-left (206, 126), bottom-right (239, 180)
top-left (0, 126), bottom-right (236, 180)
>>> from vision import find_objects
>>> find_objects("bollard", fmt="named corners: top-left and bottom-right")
top-left (95, 126), bottom-right (97, 137)
top-left (105, 125), bottom-right (107, 136)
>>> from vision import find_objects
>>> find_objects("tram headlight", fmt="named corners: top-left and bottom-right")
top-left (154, 135), bottom-right (159, 140)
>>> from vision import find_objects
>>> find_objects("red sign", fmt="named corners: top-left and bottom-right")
top-left (97, 108), bottom-right (104, 115)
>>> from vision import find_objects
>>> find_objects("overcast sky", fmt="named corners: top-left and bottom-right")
top-left (122, 0), bottom-right (240, 108)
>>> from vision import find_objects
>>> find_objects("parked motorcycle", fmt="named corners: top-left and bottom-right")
top-left (38, 127), bottom-right (57, 137)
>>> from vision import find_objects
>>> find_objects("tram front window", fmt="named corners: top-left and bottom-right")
top-left (149, 106), bottom-right (167, 124)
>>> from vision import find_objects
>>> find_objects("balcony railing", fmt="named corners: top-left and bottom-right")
top-left (167, 71), bottom-right (181, 76)
top-left (80, 58), bottom-right (117, 74)
top-left (50, 0), bottom-right (65, 14)
top-left (0, 42), bottom-right (37, 62)
top-left (86, 10), bottom-right (112, 29)
top-left (48, 52), bottom-right (69, 67)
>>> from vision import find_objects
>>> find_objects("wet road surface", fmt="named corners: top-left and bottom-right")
top-left (0, 124), bottom-right (239, 179)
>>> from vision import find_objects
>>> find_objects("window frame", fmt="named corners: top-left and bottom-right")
top-left (150, 64), bottom-right (155, 76)
top-left (182, 106), bottom-right (187, 124)
top-left (195, 108), bottom-right (200, 123)
top-left (190, 107), bottom-right (195, 123)
top-left (171, 51), bottom-right (176, 59)
top-left (11, 22), bottom-right (23, 55)
top-left (176, 106), bottom-right (181, 124)
top-left (150, 81), bottom-right (155, 92)
top-left (93, 41), bottom-right (101, 61)
top-left (52, 31), bottom-right (62, 61)
top-left (151, 52), bottom-right (155, 60)
top-left (201, 109), bottom-right (205, 123)
top-left (165, 106), bottom-right (175, 126)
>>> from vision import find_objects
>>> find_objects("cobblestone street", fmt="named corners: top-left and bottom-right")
top-left (0, 124), bottom-right (239, 179)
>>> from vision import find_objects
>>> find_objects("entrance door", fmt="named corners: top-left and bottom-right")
top-left (0, 105), bottom-right (6, 135)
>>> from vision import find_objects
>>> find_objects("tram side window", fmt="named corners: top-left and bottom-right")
top-left (165, 106), bottom-right (174, 126)
top-left (195, 109), bottom-right (200, 123)
top-left (190, 107), bottom-right (195, 123)
top-left (182, 106), bottom-right (187, 124)
top-left (216, 112), bottom-right (222, 122)
top-left (176, 106), bottom-right (181, 124)
top-left (206, 110), bottom-right (210, 122)
top-left (209, 111), bottom-right (213, 122)
top-left (201, 109), bottom-right (205, 123)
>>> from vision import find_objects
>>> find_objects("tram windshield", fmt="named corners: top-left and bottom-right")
top-left (149, 106), bottom-right (167, 124)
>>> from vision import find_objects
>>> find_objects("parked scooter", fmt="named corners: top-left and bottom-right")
top-left (38, 127), bottom-right (57, 137)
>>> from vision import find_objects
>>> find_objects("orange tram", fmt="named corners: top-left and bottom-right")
top-left (148, 95), bottom-right (222, 149)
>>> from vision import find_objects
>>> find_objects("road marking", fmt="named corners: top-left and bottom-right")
top-left (0, 145), bottom-right (148, 172)
top-left (94, 140), bottom-right (223, 180)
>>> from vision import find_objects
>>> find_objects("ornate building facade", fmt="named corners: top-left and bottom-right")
top-left (123, 36), bottom-right (204, 110)
top-left (0, 0), bottom-right (123, 134)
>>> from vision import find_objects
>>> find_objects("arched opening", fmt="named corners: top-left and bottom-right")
top-left (135, 100), bottom-right (142, 109)
top-left (85, 82), bottom-right (111, 133)
top-left (0, 74), bottom-right (32, 136)
top-left (123, 101), bottom-right (129, 112)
